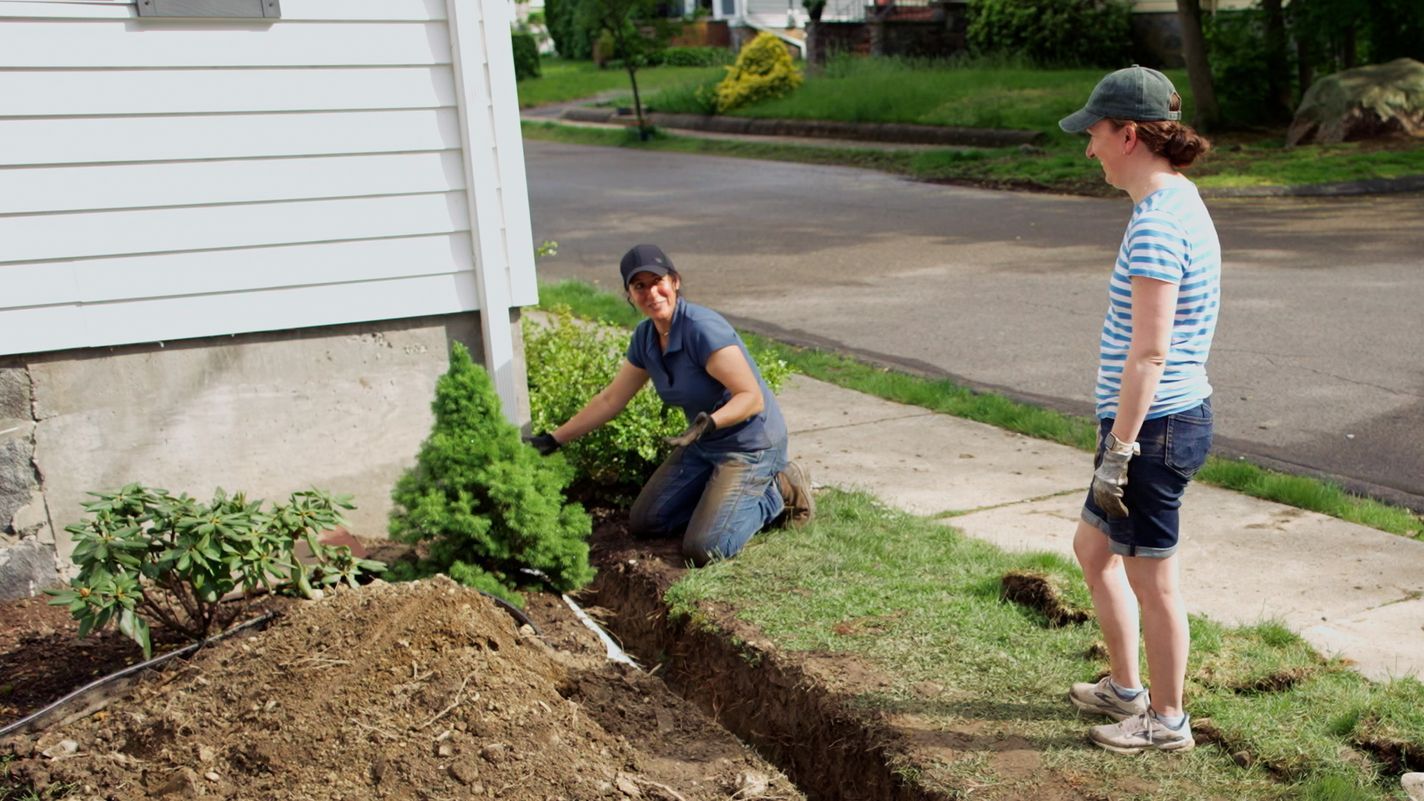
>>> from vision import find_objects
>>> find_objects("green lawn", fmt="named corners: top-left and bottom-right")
top-left (517, 58), bottom-right (725, 109)
top-left (652, 56), bottom-right (1190, 134)
top-left (667, 489), bottom-right (1424, 800)
top-left (529, 56), bottom-right (1424, 193)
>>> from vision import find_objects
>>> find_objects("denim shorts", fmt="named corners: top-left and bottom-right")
top-left (1082, 399), bottom-right (1213, 559)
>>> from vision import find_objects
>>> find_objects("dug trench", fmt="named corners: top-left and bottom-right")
top-left (584, 512), bottom-right (1097, 801)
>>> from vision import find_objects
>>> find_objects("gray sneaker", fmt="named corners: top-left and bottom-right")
top-left (776, 461), bottom-right (815, 528)
top-left (1069, 676), bottom-right (1149, 721)
top-left (1089, 710), bottom-right (1195, 754)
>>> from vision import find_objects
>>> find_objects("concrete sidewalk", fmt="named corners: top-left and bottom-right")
top-left (778, 374), bottom-right (1424, 682)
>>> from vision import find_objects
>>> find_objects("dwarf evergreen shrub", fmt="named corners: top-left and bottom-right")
top-left (715, 32), bottom-right (804, 112)
top-left (524, 307), bottom-right (792, 494)
top-left (388, 342), bottom-right (593, 603)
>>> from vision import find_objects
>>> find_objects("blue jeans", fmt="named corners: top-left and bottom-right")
top-left (628, 438), bottom-right (788, 566)
top-left (1082, 399), bottom-right (1214, 559)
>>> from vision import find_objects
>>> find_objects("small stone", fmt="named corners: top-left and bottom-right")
top-left (449, 759), bottom-right (480, 785)
top-left (615, 774), bottom-right (642, 798)
top-left (479, 743), bottom-right (509, 764)
top-left (205, 771), bottom-right (220, 782)
top-left (197, 745), bottom-right (216, 763)
top-left (152, 767), bottom-right (201, 797)
top-left (737, 770), bottom-right (770, 796)
top-left (436, 742), bottom-right (454, 758)
top-left (42, 739), bottom-right (78, 759)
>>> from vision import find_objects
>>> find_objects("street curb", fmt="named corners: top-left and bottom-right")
top-left (1200, 174), bottom-right (1424, 198)
top-left (564, 108), bottom-right (1043, 148)
top-left (534, 112), bottom-right (1424, 198)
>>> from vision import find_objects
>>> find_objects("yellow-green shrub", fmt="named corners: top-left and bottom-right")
top-left (715, 32), bottom-right (803, 112)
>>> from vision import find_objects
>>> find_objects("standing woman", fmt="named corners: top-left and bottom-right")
top-left (526, 244), bottom-right (814, 566)
top-left (1058, 67), bottom-right (1219, 753)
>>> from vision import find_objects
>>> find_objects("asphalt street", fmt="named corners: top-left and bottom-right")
top-left (524, 140), bottom-right (1424, 510)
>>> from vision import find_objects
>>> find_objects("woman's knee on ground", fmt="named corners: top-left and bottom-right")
top-left (681, 540), bottom-right (719, 567)
top-left (628, 495), bottom-right (678, 538)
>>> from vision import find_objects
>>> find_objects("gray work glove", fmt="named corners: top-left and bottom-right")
top-left (1091, 432), bottom-right (1139, 519)
top-left (524, 431), bottom-right (561, 456)
top-left (664, 412), bottom-right (716, 448)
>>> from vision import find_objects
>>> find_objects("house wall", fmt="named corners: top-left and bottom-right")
top-left (0, 0), bottom-right (537, 355)
top-left (0, 0), bottom-right (540, 599)
top-left (0, 314), bottom-right (508, 599)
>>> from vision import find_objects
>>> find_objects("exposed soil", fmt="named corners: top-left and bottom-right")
top-left (584, 513), bottom-right (1100, 801)
top-left (9, 501), bottom-right (1335, 801)
top-left (1, 564), bottom-right (802, 800)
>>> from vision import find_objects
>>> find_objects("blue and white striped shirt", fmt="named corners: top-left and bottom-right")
top-left (1096, 181), bottom-right (1221, 421)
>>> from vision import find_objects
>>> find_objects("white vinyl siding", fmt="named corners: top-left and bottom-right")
top-left (0, 0), bottom-right (537, 356)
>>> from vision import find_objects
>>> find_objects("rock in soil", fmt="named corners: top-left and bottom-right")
top-left (2, 576), bottom-right (802, 801)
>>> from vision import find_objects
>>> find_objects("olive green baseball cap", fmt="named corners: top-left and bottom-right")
top-left (1059, 65), bottom-right (1182, 133)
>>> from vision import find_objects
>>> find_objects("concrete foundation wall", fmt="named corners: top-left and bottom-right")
top-left (0, 311), bottom-right (530, 600)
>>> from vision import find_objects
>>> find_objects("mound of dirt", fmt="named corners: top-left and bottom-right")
top-left (5, 576), bottom-right (801, 801)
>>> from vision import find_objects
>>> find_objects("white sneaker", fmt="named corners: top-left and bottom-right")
top-left (1069, 676), bottom-right (1149, 721)
top-left (1402, 772), bottom-right (1424, 801)
top-left (1089, 710), bottom-right (1194, 754)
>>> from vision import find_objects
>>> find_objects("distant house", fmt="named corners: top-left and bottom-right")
top-left (706, 0), bottom-right (1257, 64)
top-left (0, 0), bottom-right (540, 598)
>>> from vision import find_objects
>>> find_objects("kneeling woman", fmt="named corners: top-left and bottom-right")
top-left (528, 244), bottom-right (813, 565)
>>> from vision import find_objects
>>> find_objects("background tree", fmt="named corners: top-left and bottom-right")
top-left (579, 0), bottom-right (676, 139)
top-left (803, 0), bottom-right (826, 72)
top-left (1259, 0), bottom-right (1293, 122)
top-left (1176, 0), bottom-right (1220, 131)
top-left (545, 0), bottom-right (596, 58)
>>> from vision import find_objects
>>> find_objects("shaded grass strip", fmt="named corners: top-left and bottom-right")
top-left (536, 279), bottom-right (1424, 539)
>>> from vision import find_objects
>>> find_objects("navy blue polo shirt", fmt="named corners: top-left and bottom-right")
top-left (626, 300), bottom-right (787, 453)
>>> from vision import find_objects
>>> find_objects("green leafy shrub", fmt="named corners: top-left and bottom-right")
top-left (512, 31), bottom-right (542, 80)
top-left (648, 77), bottom-right (721, 115)
top-left (715, 32), bottom-right (804, 112)
top-left (967, 0), bottom-right (1132, 68)
top-left (526, 308), bottom-right (685, 490)
top-left (47, 485), bottom-right (379, 658)
top-left (657, 45), bottom-right (733, 67)
top-left (524, 307), bottom-right (793, 492)
top-left (388, 342), bottom-right (593, 603)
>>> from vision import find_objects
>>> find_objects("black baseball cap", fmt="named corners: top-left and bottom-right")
top-left (619, 244), bottom-right (674, 288)
top-left (1059, 65), bottom-right (1182, 133)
